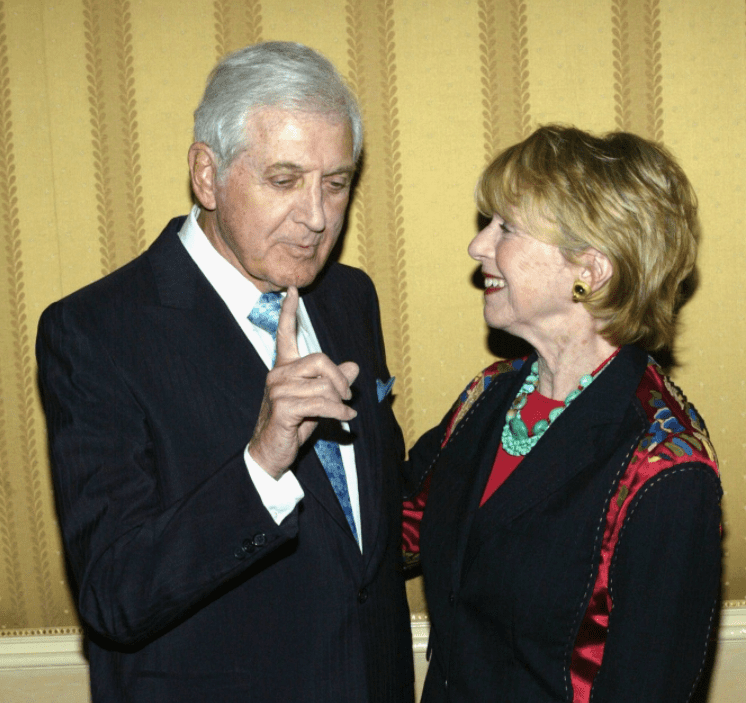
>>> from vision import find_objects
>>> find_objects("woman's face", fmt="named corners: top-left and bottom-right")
top-left (468, 212), bottom-right (580, 345)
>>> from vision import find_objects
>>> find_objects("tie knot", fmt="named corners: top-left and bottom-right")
top-left (249, 291), bottom-right (283, 337)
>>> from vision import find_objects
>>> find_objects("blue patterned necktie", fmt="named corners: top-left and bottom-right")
top-left (249, 292), bottom-right (359, 545)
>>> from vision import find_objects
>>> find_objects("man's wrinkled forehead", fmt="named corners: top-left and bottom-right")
top-left (240, 108), bottom-right (354, 169)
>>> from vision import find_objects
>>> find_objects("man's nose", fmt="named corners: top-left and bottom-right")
top-left (294, 182), bottom-right (325, 232)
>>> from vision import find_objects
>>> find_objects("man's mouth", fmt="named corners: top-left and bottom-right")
top-left (285, 241), bottom-right (318, 255)
top-left (484, 275), bottom-right (505, 293)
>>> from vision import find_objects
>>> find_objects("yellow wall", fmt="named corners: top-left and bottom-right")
top-left (1, 0), bottom-right (745, 634)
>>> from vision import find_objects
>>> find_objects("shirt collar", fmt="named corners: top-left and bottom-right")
top-left (178, 205), bottom-right (270, 318)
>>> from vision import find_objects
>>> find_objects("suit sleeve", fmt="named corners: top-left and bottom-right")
top-left (589, 465), bottom-right (722, 702)
top-left (36, 301), bottom-right (299, 646)
top-left (401, 416), bottom-right (452, 562)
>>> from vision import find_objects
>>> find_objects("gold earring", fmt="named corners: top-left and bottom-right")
top-left (572, 280), bottom-right (591, 302)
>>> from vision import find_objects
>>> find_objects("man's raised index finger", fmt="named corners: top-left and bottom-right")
top-left (275, 286), bottom-right (300, 363)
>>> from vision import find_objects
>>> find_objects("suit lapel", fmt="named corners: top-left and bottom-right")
top-left (446, 346), bottom-right (649, 584)
top-left (443, 361), bottom-right (529, 583)
top-left (304, 281), bottom-right (381, 558)
top-left (142, 220), bottom-right (269, 414)
top-left (483, 346), bottom-right (649, 522)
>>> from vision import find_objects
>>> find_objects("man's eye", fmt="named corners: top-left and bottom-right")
top-left (326, 180), bottom-right (349, 192)
top-left (271, 178), bottom-right (296, 188)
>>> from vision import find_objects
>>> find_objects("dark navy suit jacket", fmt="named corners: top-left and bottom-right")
top-left (37, 217), bottom-right (414, 703)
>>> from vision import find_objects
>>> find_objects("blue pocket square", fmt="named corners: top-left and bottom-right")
top-left (376, 377), bottom-right (395, 402)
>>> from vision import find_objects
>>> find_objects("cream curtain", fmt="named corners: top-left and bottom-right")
top-left (1, 0), bottom-right (745, 634)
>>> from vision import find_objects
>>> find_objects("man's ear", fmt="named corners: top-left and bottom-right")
top-left (578, 247), bottom-right (613, 293)
top-left (188, 142), bottom-right (219, 211)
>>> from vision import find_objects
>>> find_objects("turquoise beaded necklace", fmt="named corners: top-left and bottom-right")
top-left (501, 361), bottom-right (594, 457)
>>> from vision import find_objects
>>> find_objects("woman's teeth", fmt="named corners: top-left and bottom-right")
top-left (485, 276), bottom-right (505, 290)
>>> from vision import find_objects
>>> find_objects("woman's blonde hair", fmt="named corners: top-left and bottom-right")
top-left (476, 125), bottom-right (699, 351)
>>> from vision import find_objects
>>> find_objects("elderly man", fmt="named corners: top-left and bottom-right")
top-left (37, 42), bottom-right (413, 703)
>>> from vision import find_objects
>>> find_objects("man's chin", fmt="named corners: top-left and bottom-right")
top-left (269, 269), bottom-right (325, 292)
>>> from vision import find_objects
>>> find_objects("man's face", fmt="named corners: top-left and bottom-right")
top-left (197, 108), bottom-right (355, 292)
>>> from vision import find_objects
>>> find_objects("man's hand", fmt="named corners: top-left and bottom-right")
top-left (248, 287), bottom-right (359, 479)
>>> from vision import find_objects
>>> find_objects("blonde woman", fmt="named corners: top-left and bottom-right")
top-left (405, 126), bottom-right (721, 703)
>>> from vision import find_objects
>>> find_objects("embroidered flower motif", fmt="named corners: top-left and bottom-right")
top-left (635, 369), bottom-right (718, 466)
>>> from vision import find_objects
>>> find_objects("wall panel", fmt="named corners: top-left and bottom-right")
top-left (529, 0), bottom-right (617, 129)
top-left (659, 0), bottom-right (746, 598)
top-left (1, 0), bottom-right (744, 641)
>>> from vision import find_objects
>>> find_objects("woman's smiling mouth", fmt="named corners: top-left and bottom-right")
top-left (484, 275), bottom-right (506, 293)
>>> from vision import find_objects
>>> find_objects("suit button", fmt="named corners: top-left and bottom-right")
top-left (449, 591), bottom-right (455, 605)
top-left (234, 546), bottom-right (246, 560)
top-left (252, 533), bottom-right (267, 547)
top-left (242, 539), bottom-right (255, 554)
top-left (443, 678), bottom-right (448, 690)
top-left (357, 588), bottom-right (368, 604)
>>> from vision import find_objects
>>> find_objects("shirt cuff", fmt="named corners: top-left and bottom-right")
top-left (244, 445), bottom-right (305, 525)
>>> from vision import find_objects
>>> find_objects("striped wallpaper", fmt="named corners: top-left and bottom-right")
top-left (1, 0), bottom-right (745, 634)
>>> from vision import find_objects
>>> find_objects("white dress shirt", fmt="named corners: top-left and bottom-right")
top-left (178, 206), bottom-right (362, 550)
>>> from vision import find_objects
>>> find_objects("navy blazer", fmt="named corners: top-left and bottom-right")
top-left (37, 217), bottom-right (414, 703)
top-left (406, 346), bottom-right (721, 703)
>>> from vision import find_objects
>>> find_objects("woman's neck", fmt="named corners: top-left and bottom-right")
top-left (534, 335), bottom-right (619, 400)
